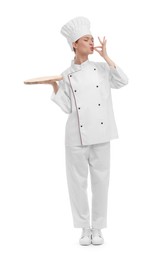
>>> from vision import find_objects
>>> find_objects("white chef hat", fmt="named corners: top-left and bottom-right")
top-left (60, 16), bottom-right (92, 51)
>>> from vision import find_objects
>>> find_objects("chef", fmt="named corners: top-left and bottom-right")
top-left (50, 16), bottom-right (128, 246)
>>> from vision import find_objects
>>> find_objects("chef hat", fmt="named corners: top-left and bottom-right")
top-left (60, 16), bottom-right (92, 51)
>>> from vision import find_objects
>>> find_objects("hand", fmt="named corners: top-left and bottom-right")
top-left (93, 36), bottom-right (108, 58)
top-left (47, 81), bottom-right (59, 93)
top-left (45, 80), bottom-right (57, 85)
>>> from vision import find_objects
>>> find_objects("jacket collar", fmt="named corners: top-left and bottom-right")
top-left (70, 59), bottom-right (90, 72)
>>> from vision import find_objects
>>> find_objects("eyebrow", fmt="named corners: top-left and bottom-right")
top-left (83, 36), bottom-right (94, 40)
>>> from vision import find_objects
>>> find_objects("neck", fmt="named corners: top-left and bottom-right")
top-left (74, 54), bottom-right (88, 65)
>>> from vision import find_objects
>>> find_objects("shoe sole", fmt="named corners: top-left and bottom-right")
top-left (92, 242), bottom-right (104, 245)
top-left (79, 241), bottom-right (91, 246)
top-left (80, 243), bottom-right (91, 246)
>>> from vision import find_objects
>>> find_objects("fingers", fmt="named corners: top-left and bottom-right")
top-left (94, 47), bottom-right (102, 53)
top-left (103, 36), bottom-right (106, 42)
top-left (98, 36), bottom-right (103, 44)
top-left (94, 36), bottom-right (107, 54)
top-left (46, 80), bottom-right (58, 85)
top-left (94, 46), bottom-right (102, 48)
top-left (98, 36), bottom-right (106, 44)
top-left (93, 48), bottom-right (101, 54)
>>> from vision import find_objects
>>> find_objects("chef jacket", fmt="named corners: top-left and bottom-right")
top-left (51, 59), bottom-right (128, 146)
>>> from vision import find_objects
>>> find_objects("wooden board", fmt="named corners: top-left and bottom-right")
top-left (24, 75), bottom-right (63, 84)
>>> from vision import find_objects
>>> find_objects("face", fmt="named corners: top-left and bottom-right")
top-left (73, 35), bottom-right (94, 55)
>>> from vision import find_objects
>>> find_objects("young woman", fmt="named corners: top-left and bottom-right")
top-left (49, 16), bottom-right (128, 246)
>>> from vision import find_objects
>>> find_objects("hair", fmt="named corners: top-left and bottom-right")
top-left (73, 39), bottom-right (79, 53)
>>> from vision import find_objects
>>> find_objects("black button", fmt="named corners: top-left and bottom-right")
top-left (96, 85), bottom-right (99, 88)
top-left (80, 125), bottom-right (83, 127)
top-left (101, 122), bottom-right (103, 124)
top-left (98, 104), bottom-right (101, 106)
top-left (74, 90), bottom-right (77, 92)
top-left (94, 68), bottom-right (96, 70)
top-left (70, 75), bottom-right (72, 77)
top-left (78, 107), bottom-right (80, 109)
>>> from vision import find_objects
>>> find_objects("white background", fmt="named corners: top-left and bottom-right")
top-left (0, 0), bottom-right (152, 259)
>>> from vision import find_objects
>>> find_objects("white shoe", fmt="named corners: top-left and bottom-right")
top-left (79, 228), bottom-right (92, 246)
top-left (91, 228), bottom-right (104, 245)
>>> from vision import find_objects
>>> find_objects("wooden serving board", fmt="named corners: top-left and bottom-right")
top-left (24, 75), bottom-right (63, 84)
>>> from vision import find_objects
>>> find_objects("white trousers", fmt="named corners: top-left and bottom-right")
top-left (65, 142), bottom-right (110, 229)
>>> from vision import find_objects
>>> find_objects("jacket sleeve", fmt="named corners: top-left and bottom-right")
top-left (104, 62), bottom-right (129, 89)
top-left (50, 76), bottom-right (72, 114)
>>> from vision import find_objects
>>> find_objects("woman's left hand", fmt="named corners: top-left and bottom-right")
top-left (93, 36), bottom-right (108, 58)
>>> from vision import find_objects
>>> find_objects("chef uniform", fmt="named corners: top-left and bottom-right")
top-left (51, 17), bottom-right (128, 229)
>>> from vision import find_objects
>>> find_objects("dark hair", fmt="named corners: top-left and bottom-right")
top-left (73, 39), bottom-right (79, 53)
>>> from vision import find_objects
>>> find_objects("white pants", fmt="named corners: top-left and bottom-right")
top-left (65, 142), bottom-right (110, 229)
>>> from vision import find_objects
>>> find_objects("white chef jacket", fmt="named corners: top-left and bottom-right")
top-left (51, 59), bottom-right (128, 146)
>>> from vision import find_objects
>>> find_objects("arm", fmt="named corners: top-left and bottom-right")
top-left (103, 55), bottom-right (116, 68)
top-left (94, 36), bottom-right (129, 88)
top-left (103, 57), bottom-right (129, 88)
top-left (50, 77), bottom-right (72, 114)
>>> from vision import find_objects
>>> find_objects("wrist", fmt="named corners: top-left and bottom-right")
top-left (102, 55), bottom-right (109, 60)
top-left (103, 55), bottom-right (116, 68)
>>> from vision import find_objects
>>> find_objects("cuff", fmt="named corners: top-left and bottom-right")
top-left (109, 64), bottom-right (129, 84)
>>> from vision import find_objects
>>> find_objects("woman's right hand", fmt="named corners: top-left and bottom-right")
top-left (47, 81), bottom-right (59, 94)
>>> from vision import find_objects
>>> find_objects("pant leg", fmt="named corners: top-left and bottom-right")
top-left (65, 145), bottom-right (90, 228)
top-left (88, 142), bottom-right (111, 229)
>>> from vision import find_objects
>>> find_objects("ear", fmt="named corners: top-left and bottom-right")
top-left (72, 42), bottom-right (77, 49)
